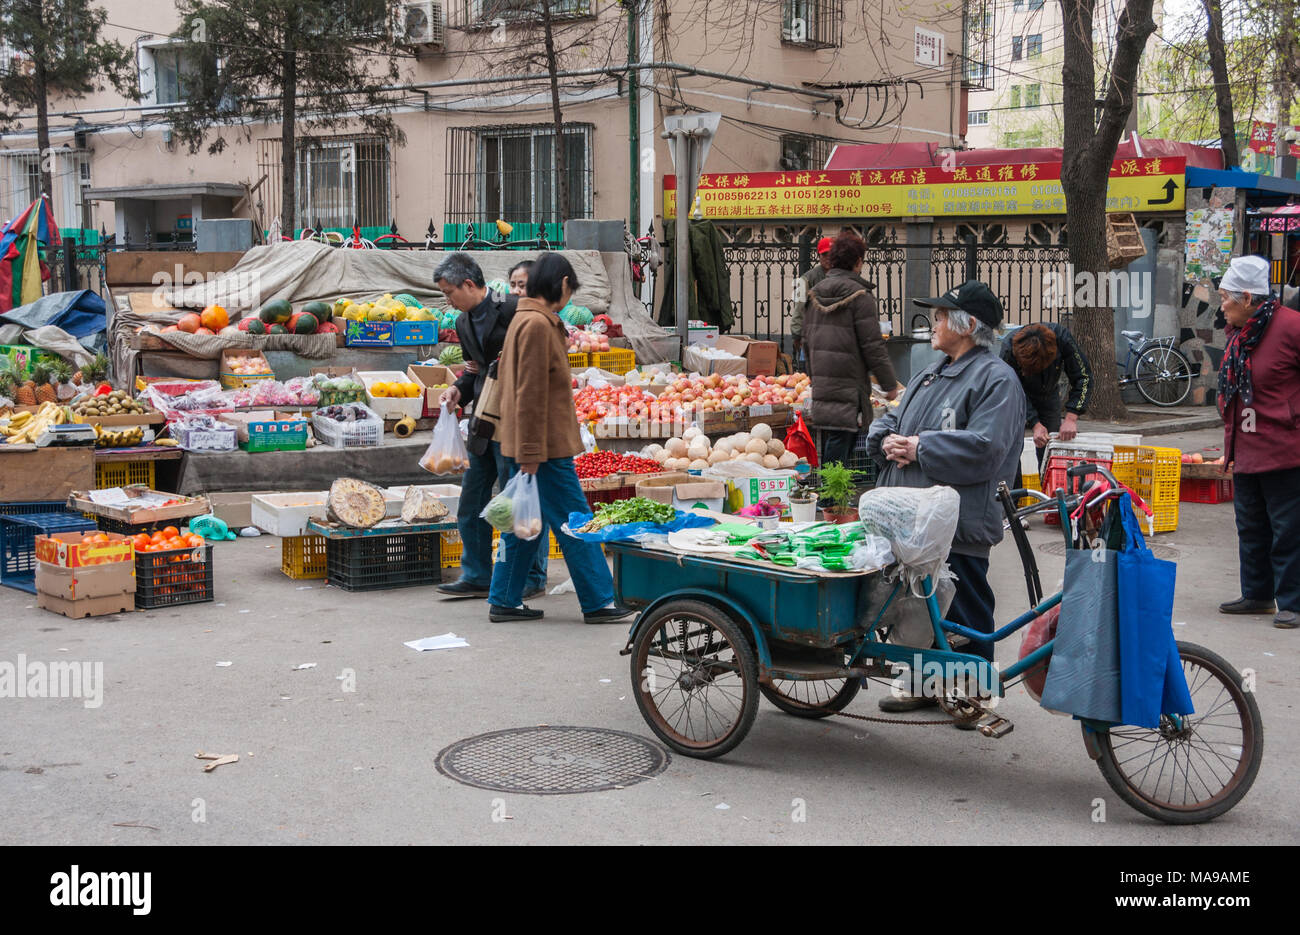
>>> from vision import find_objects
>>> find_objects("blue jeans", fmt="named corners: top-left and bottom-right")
top-left (457, 441), bottom-right (547, 590)
top-left (488, 456), bottom-right (614, 613)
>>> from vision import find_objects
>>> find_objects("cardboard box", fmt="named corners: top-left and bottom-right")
top-left (73, 410), bottom-right (166, 428)
top-left (713, 336), bottom-right (779, 377)
top-left (634, 474), bottom-right (726, 512)
top-left (35, 531), bottom-right (134, 568)
top-left (206, 491), bottom-right (275, 530)
top-left (718, 471), bottom-right (799, 512)
top-left (218, 349), bottom-right (273, 389)
top-left (37, 589), bottom-right (135, 618)
top-left (0, 447), bottom-right (95, 502)
top-left (343, 320), bottom-right (394, 347)
top-left (217, 410), bottom-right (309, 452)
top-left (683, 344), bottom-right (747, 377)
top-left (67, 488), bottom-right (210, 526)
top-left (394, 320), bottom-right (439, 346)
top-left (36, 560), bottom-right (135, 600)
top-left (0, 343), bottom-right (59, 378)
top-left (407, 364), bottom-right (458, 419)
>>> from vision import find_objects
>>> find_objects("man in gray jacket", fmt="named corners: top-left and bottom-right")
top-left (867, 280), bottom-right (1026, 712)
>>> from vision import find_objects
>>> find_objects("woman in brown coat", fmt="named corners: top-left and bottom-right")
top-left (487, 253), bottom-right (634, 624)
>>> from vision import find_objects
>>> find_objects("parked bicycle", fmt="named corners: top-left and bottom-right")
top-left (1117, 330), bottom-right (1193, 406)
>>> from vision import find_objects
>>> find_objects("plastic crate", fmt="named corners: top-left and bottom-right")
top-left (324, 532), bottom-right (442, 591)
top-left (440, 530), bottom-right (464, 568)
top-left (1017, 473), bottom-right (1040, 508)
top-left (1110, 445), bottom-right (1139, 491)
top-left (567, 352), bottom-right (589, 370)
top-left (92, 516), bottom-right (180, 536)
top-left (0, 511), bottom-right (98, 593)
top-left (135, 544), bottom-right (214, 608)
top-left (487, 528), bottom-right (563, 562)
top-left (1136, 446), bottom-right (1181, 533)
top-left (809, 430), bottom-right (878, 489)
top-left (1180, 477), bottom-right (1233, 504)
top-left (0, 500), bottom-right (65, 517)
top-left (590, 348), bottom-right (635, 375)
top-left (312, 407), bottom-right (384, 448)
top-left (281, 534), bottom-right (328, 579)
top-left (95, 460), bottom-right (155, 490)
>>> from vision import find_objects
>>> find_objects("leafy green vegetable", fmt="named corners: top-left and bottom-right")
top-left (483, 492), bottom-right (513, 532)
top-left (579, 496), bottom-right (676, 532)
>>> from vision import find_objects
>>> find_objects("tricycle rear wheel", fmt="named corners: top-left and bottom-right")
top-left (1087, 641), bottom-right (1263, 824)
top-left (631, 599), bottom-right (759, 759)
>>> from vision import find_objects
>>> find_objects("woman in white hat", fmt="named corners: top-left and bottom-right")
top-left (1216, 254), bottom-right (1300, 629)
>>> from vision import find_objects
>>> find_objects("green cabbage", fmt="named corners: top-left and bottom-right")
top-left (483, 492), bottom-right (513, 532)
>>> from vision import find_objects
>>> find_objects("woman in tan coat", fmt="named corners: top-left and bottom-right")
top-left (487, 253), bottom-right (634, 624)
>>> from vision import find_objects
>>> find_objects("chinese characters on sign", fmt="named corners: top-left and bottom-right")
top-left (664, 158), bottom-right (1186, 220)
top-left (914, 27), bottom-right (945, 68)
top-left (1248, 121), bottom-right (1276, 155)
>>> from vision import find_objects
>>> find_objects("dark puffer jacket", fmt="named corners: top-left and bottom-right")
top-left (804, 268), bottom-right (899, 432)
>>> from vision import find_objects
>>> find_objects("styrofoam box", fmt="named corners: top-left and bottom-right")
top-left (357, 370), bottom-right (424, 421)
top-left (251, 490), bottom-right (403, 537)
top-left (385, 484), bottom-right (461, 519)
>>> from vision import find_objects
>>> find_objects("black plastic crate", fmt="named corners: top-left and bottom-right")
top-left (135, 545), bottom-right (214, 609)
top-left (94, 516), bottom-right (168, 536)
top-left (0, 511), bottom-right (98, 593)
top-left (808, 431), bottom-right (879, 489)
top-left (0, 500), bottom-right (65, 517)
top-left (324, 532), bottom-right (442, 592)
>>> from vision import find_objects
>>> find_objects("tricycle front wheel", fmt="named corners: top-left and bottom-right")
top-left (631, 599), bottom-right (759, 759)
top-left (1087, 641), bottom-right (1263, 824)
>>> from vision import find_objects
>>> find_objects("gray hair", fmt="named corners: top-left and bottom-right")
top-left (947, 309), bottom-right (997, 348)
top-left (1224, 290), bottom-right (1265, 308)
top-left (433, 252), bottom-right (485, 288)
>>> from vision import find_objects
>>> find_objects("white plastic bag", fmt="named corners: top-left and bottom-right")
top-left (510, 472), bottom-right (543, 541)
top-left (420, 403), bottom-right (471, 475)
top-left (580, 421), bottom-right (597, 453)
top-left (857, 486), bottom-right (959, 589)
top-left (481, 472), bottom-right (523, 533)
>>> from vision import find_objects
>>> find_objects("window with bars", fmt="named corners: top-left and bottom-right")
top-left (778, 134), bottom-right (832, 172)
top-left (0, 150), bottom-right (90, 229)
top-left (781, 0), bottom-right (842, 50)
top-left (1024, 84), bottom-right (1040, 108)
top-left (256, 136), bottom-right (392, 230)
top-left (445, 124), bottom-right (593, 226)
top-left (0, 40), bottom-right (33, 76)
top-left (452, 0), bottom-right (593, 28)
top-left (962, 0), bottom-right (995, 90)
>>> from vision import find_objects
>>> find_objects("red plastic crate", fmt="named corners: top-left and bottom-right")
top-left (1042, 455), bottom-right (1112, 526)
top-left (1180, 478), bottom-right (1233, 504)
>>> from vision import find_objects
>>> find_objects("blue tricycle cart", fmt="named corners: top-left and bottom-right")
top-left (614, 469), bottom-right (1262, 824)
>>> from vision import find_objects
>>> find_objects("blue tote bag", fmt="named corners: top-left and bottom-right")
top-left (1115, 495), bottom-right (1194, 728)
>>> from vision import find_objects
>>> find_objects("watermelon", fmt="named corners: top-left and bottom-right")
top-left (267, 323), bottom-right (288, 335)
top-left (294, 312), bottom-right (319, 335)
top-left (303, 300), bottom-right (331, 322)
top-left (236, 317), bottom-right (252, 332)
top-left (246, 319), bottom-right (266, 335)
top-left (287, 312), bottom-right (303, 331)
top-left (258, 298), bottom-right (293, 325)
top-left (317, 321), bottom-right (340, 334)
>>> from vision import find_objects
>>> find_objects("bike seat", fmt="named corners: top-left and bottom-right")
top-left (1121, 330), bottom-right (1145, 341)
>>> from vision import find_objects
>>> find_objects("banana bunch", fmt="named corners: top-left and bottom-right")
top-left (3, 402), bottom-right (69, 444)
top-left (93, 424), bottom-right (144, 449)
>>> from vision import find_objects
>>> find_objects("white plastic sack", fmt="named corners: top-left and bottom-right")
top-left (580, 421), bottom-right (597, 453)
top-left (857, 486), bottom-right (960, 589)
top-left (420, 403), bottom-right (471, 475)
top-left (510, 473), bottom-right (543, 541)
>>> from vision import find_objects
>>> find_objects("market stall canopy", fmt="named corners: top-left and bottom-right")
top-left (1185, 167), bottom-right (1300, 206)
top-left (826, 138), bottom-right (1222, 171)
top-left (0, 196), bottom-right (59, 314)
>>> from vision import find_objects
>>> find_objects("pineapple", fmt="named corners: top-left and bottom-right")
top-left (31, 363), bottom-right (56, 405)
top-left (0, 359), bottom-right (17, 404)
top-left (50, 358), bottom-right (75, 387)
top-left (13, 369), bottom-right (36, 407)
top-left (77, 352), bottom-right (109, 387)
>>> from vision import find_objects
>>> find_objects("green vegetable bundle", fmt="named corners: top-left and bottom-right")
top-left (579, 496), bottom-right (676, 532)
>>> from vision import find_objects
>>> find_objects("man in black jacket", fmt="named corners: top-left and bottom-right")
top-left (433, 253), bottom-right (547, 599)
top-left (1000, 322), bottom-right (1093, 470)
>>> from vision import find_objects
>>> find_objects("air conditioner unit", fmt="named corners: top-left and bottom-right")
top-left (400, 1), bottom-right (445, 50)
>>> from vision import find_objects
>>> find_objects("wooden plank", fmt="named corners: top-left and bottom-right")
top-left (0, 447), bottom-right (95, 502)
top-left (94, 448), bottom-right (183, 463)
top-left (106, 251), bottom-right (245, 288)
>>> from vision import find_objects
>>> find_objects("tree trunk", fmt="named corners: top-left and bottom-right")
top-left (1202, 0), bottom-right (1238, 168)
top-left (33, 43), bottom-right (52, 215)
top-left (280, 32), bottom-right (297, 238)
top-left (1059, 0), bottom-right (1156, 420)
top-left (541, 0), bottom-right (569, 226)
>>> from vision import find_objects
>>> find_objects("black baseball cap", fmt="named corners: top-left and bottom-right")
top-left (914, 280), bottom-right (1003, 329)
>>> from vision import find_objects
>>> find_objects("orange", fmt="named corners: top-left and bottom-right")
top-left (150, 531), bottom-right (165, 543)
top-left (133, 534), bottom-right (151, 551)
top-left (93, 533), bottom-right (110, 544)
top-left (162, 526), bottom-right (179, 539)
top-left (200, 304), bottom-right (229, 331)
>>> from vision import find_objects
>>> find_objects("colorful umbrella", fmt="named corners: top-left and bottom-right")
top-left (0, 196), bottom-right (61, 313)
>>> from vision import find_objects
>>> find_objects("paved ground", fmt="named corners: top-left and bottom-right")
top-left (2, 426), bottom-right (1296, 845)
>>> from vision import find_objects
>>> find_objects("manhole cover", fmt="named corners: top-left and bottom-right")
top-left (1037, 541), bottom-right (1180, 560)
top-left (435, 726), bottom-right (670, 795)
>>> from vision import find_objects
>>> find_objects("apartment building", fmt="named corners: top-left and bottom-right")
top-left (0, 0), bottom-right (970, 244)
top-left (964, 0), bottom-right (1165, 150)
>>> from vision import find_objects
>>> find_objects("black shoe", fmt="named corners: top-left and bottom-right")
top-left (1219, 597), bottom-right (1276, 615)
top-left (489, 604), bottom-right (543, 622)
top-left (878, 694), bottom-right (940, 713)
top-left (1274, 611), bottom-right (1299, 629)
top-left (523, 586), bottom-right (547, 601)
top-left (583, 604), bottom-right (636, 625)
top-left (438, 579), bottom-right (490, 599)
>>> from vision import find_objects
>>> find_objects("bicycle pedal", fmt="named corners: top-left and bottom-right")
top-left (977, 715), bottom-right (1013, 738)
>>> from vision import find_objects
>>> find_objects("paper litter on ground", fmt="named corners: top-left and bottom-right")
top-left (404, 633), bottom-right (470, 652)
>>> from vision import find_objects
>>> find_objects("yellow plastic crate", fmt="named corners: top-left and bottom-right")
top-left (567, 352), bottom-right (588, 370)
top-left (281, 534), bottom-right (327, 579)
top-left (1017, 473), bottom-right (1040, 508)
top-left (95, 459), bottom-right (155, 490)
top-left (489, 529), bottom-right (564, 561)
top-left (1110, 445), bottom-right (1138, 491)
top-left (590, 348), bottom-right (635, 375)
top-left (1135, 445), bottom-right (1181, 533)
top-left (440, 530), bottom-right (464, 568)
